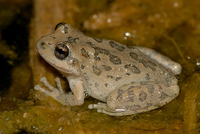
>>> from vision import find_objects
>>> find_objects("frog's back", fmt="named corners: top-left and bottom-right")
top-left (76, 36), bottom-right (176, 101)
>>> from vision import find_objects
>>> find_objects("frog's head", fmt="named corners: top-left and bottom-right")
top-left (36, 23), bottom-right (83, 77)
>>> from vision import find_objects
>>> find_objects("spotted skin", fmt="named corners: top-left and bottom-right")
top-left (93, 66), bottom-right (102, 76)
top-left (35, 23), bottom-right (182, 116)
top-left (124, 64), bottom-right (141, 74)
top-left (145, 73), bottom-right (150, 81)
top-left (63, 26), bottom-right (68, 34)
top-left (127, 89), bottom-right (134, 102)
top-left (129, 52), bottom-right (138, 60)
top-left (139, 90), bottom-right (147, 102)
top-left (102, 65), bottom-right (112, 71)
top-left (109, 41), bottom-right (125, 52)
top-left (67, 36), bottom-right (79, 43)
top-left (87, 41), bottom-right (122, 64)
top-left (116, 89), bottom-right (124, 101)
top-left (115, 77), bottom-right (122, 81)
top-left (81, 48), bottom-right (90, 59)
top-left (93, 38), bottom-right (103, 43)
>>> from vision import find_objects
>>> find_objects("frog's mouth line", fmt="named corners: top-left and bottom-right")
top-left (52, 63), bottom-right (72, 74)
top-left (44, 59), bottom-right (72, 74)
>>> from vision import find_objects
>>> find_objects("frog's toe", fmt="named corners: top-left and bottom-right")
top-left (100, 110), bottom-right (126, 116)
top-left (55, 77), bottom-right (64, 93)
top-left (88, 102), bottom-right (116, 114)
top-left (88, 103), bottom-right (126, 116)
top-left (88, 104), bottom-right (107, 113)
top-left (88, 104), bottom-right (97, 109)
top-left (34, 85), bottom-right (51, 96)
top-left (88, 102), bottom-right (107, 109)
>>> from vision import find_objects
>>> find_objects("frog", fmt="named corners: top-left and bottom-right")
top-left (34, 23), bottom-right (182, 116)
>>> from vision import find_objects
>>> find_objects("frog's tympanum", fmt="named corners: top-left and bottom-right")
top-left (35, 23), bottom-right (182, 116)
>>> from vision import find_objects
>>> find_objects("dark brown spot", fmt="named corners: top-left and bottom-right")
top-left (81, 65), bottom-right (85, 69)
top-left (161, 80), bottom-right (171, 87)
top-left (125, 105), bottom-right (141, 110)
top-left (127, 46), bottom-right (136, 49)
top-left (67, 36), bottom-right (79, 43)
top-left (93, 38), bottom-right (103, 43)
top-left (145, 73), bottom-right (150, 81)
top-left (93, 47), bottom-right (110, 61)
top-left (139, 59), bottom-right (157, 71)
top-left (109, 41), bottom-right (125, 51)
top-left (124, 64), bottom-right (141, 74)
top-left (116, 77), bottom-right (122, 81)
top-left (146, 102), bottom-right (153, 107)
top-left (87, 41), bottom-right (96, 48)
top-left (129, 52), bottom-right (138, 60)
top-left (95, 47), bottom-right (110, 55)
top-left (127, 90), bottom-right (134, 102)
top-left (124, 64), bottom-right (130, 68)
top-left (109, 54), bottom-right (121, 65)
top-left (146, 85), bottom-right (154, 93)
top-left (81, 48), bottom-right (90, 58)
top-left (107, 75), bottom-right (113, 79)
top-left (63, 26), bottom-right (68, 34)
top-left (94, 53), bottom-right (101, 61)
top-left (128, 86), bottom-right (135, 90)
top-left (93, 66), bottom-right (102, 76)
top-left (105, 83), bottom-right (108, 87)
top-left (87, 41), bottom-right (121, 65)
top-left (116, 89), bottom-right (124, 101)
top-left (95, 83), bottom-right (99, 88)
top-left (102, 65), bottom-right (112, 71)
top-left (159, 92), bottom-right (169, 100)
top-left (139, 90), bottom-right (147, 102)
top-left (125, 105), bottom-right (132, 110)
top-left (132, 65), bottom-right (141, 74)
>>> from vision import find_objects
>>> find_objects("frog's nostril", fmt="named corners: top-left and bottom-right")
top-left (40, 42), bottom-right (46, 49)
top-left (41, 42), bottom-right (45, 46)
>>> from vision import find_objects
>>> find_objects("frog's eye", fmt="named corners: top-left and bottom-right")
top-left (55, 22), bottom-right (66, 30)
top-left (55, 43), bottom-right (69, 60)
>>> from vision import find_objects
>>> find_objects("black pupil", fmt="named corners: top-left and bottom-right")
top-left (57, 48), bottom-right (65, 54)
top-left (55, 43), bottom-right (69, 60)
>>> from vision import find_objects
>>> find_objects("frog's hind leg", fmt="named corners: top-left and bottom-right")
top-left (135, 46), bottom-right (182, 75)
top-left (88, 82), bottom-right (179, 116)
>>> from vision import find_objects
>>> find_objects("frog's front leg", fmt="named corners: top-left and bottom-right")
top-left (88, 82), bottom-right (179, 116)
top-left (34, 77), bottom-right (84, 106)
top-left (135, 46), bottom-right (182, 75)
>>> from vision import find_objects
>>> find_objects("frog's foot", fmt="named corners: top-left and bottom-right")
top-left (34, 77), bottom-right (64, 95)
top-left (34, 77), bottom-right (68, 105)
top-left (88, 102), bottom-right (129, 116)
top-left (34, 77), bottom-right (85, 106)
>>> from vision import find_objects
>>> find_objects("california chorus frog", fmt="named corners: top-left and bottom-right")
top-left (34, 23), bottom-right (182, 116)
